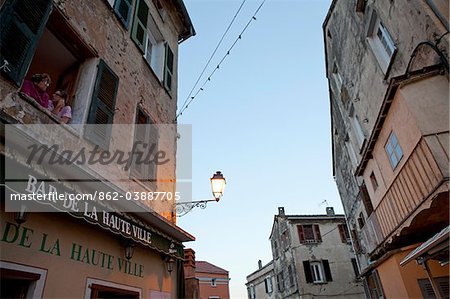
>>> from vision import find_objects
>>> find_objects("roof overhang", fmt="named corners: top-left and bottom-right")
top-left (400, 225), bottom-right (450, 267)
top-left (174, 0), bottom-right (196, 43)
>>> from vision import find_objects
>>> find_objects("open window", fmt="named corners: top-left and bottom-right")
top-left (366, 10), bottom-right (397, 74)
top-left (0, 0), bottom-right (98, 124)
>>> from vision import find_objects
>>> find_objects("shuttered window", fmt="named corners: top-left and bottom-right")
top-left (163, 43), bottom-right (174, 92)
top-left (338, 223), bottom-right (351, 243)
top-left (304, 260), bottom-right (332, 284)
top-left (114, 0), bottom-right (133, 28)
top-left (131, 107), bottom-right (158, 188)
top-left (131, 0), bottom-right (149, 52)
top-left (0, 0), bottom-right (52, 86)
top-left (418, 277), bottom-right (449, 299)
top-left (85, 60), bottom-right (119, 150)
top-left (298, 224), bottom-right (322, 243)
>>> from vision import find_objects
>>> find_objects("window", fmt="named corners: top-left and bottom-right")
top-left (247, 284), bottom-right (255, 299)
top-left (287, 265), bottom-right (295, 287)
top-left (367, 10), bottom-right (396, 74)
top-left (348, 104), bottom-right (366, 149)
top-left (303, 260), bottom-right (332, 284)
top-left (277, 272), bottom-right (284, 292)
top-left (331, 62), bottom-right (343, 95)
top-left (85, 59), bottom-right (119, 150)
top-left (130, 107), bottom-right (158, 189)
top-left (281, 230), bottom-right (290, 251)
top-left (163, 43), bottom-right (174, 92)
top-left (418, 277), bottom-right (449, 299)
top-left (358, 212), bottom-right (366, 229)
top-left (351, 226), bottom-right (362, 253)
top-left (351, 258), bottom-right (360, 277)
top-left (297, 224), bottom-right (322, 244)
top-left (86, 279), bottom-right (140, 299)
top-left (131, 0), bottom-right (149, 52)
top-left (370, 172), bottom-right (378, 191)
top-left (1, 1), bottom-right (98, 124)
top-left (113, 0), bottom-right (133, 28)
top-left (273, 240), bottom-right (279, 258)
top-left (0, 0), bottom-right (53, 86)
top-left (264, 276), bottom-right (273, 293)
top-left (144, 15), bottom-right (164, 80)
top-left (360, 182), bottom-right (374, 215)
top-left (211, 278), bottom-right (217, 287)
top-left (152, 0), bottom-right (166, 21)
top-left (385, 132), bottom-right (403, 169)
top-left (338, 223), bottom-right (351, 243)
top-left (0, 262), bottom-right (47, 299)
top-left (365, 271), bottom-right (385, 299)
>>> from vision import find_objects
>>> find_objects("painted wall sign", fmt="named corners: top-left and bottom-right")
top-left (0, 220), bottom-right (145, 277)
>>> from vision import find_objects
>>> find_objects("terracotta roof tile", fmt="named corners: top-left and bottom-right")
top-left (196, 261), bottom-right (228, 275)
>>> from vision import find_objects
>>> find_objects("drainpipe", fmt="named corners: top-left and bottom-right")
top-left (418, 257), bottom-right (442, 299)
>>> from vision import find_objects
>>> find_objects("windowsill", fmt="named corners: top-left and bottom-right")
top-left (130, 176), bottom-right (157, 193)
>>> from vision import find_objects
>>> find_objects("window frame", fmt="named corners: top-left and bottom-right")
top-left (298, 224), bottom-right (322, 244)
top-left (264, 276), bottom-right (273, 294)
top-left (130, 106), bottom-right (158, 190)
top-left (366, 10), bottom-right (397, 74)
top-left (310, 261), bottom-right (326, 283)
top-left (385, 132), bottom-right (403, 169)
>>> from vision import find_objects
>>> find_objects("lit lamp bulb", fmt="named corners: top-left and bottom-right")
top-left (210, 171), bottom-right (226, 201)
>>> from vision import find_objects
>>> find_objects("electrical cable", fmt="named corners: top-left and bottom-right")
top-left (176, 0), bottom-right (266, 121)
top-left (177, 0), bottom-right (247, 117)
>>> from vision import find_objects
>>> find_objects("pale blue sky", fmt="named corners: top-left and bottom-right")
top-left (176, 1), bottom-right (340, 297)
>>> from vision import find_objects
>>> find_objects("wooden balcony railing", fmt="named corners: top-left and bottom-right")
top-left (362, 132), bottom-right (449, 254)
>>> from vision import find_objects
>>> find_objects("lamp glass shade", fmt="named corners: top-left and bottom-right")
top-left (210, 171), bottom-right (226, 200)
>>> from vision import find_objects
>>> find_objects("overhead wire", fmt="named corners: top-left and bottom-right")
top-left (177, 0), bottom-right (247, 119)
top-left (175, 0), bottom-right (266, 121)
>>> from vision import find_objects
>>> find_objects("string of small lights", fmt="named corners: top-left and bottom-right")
top-left (175, 0), bottom-right (266, 121)
top-left (177, 0), bottom-right (247, 116)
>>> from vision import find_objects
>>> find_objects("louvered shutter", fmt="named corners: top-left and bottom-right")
top-left (314, 224), bottom-right (322, 242)
top-left (131, 0), bottom-right (149, 52)
top-left (131, 109), bottom-right (148, 179)
top-left (114, 0), bottom-right (133, 28)
top-left (86, 60), bottom-right (118, 150)
top-left (338, 224), bottom-right (346, 243)
top-left (0, 0), bottom-right (52, 86)
top-left (303, 261), bottom-right (313, 283)
top-left (323, 260), bottom-right (333, 282)
top-left (147, 121), bottom-right (158, 184)
top-left (163, 43), bottom-right (174, 91)
top-left (297, 225), bottom-right (305, 243)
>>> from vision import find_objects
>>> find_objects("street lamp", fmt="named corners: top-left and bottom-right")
top-left (176, 171), bottom-right (226, 216)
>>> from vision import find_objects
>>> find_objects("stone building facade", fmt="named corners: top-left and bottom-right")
top-left (323, 0), bottom-right (449, 298)
top-left (268, 207), bottom-right (364, 299)
top-left (246, 260), bottom-right (276, 299)
top-left (0, 0), bottom-right (196, 298)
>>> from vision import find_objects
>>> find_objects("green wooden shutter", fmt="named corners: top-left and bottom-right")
top-left (114, 0), bottom-right (133, 28)
top-left (163, 43), bottom-right (174, 91)
top-left (131, 0), bottom-right (149, 52)
top-left (85, 60), bottom-right (119, 150)
top-left (0, 0), bottom-right (52, 86)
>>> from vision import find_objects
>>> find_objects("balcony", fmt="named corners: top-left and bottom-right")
top-left (362, 133), bottom-right (449, 255)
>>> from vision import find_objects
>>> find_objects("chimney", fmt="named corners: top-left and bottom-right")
top-left (183, 248), bottom-right (196, 278)
top-left (326, 207), bottom-right (335, 216)
top-left (278, 207), bottom-right (285, 216)
top-left (258, 260), bottom-right (262, 269)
